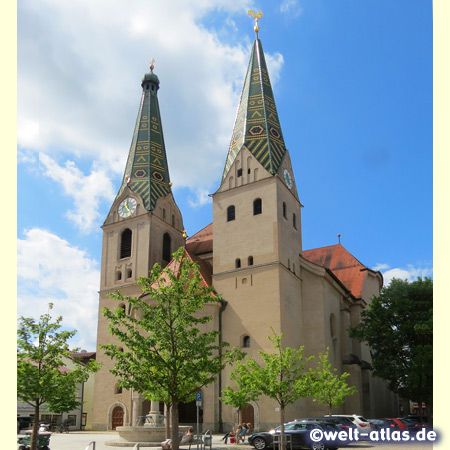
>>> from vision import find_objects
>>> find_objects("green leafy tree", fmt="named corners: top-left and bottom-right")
top-left (221, 330), bottom-right (314, 450)
top-left (17, 304), bottom-right (100, 450)
top-left (349, 277), bottom-right (433, 421)
top-left (309, 349), bottom-right (356, 416)
top-left (102, 248), bottom-right (240, 450)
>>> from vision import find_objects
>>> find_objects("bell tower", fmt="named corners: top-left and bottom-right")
top-left (212, 20), bottom-right (305, 426)
top-left (93, 62), bottom-right (185, 430)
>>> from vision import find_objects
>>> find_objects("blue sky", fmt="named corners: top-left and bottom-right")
top-left (17, 0), bottom-right (433, 350)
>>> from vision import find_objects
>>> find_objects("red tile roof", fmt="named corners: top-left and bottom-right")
top-left (186, 223), bottom-right (213, 255)
top-left (302, 244), bottom-right (371, 299)
top-left (151, 248), bottom-right (212, 289)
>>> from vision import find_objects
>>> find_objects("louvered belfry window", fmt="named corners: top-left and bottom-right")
top-left (227, 205), bottom-right (236, 222)
top-left (120, 229), bottom-right (132, 259)
top-left (253, 198), bottom-right (262, 215)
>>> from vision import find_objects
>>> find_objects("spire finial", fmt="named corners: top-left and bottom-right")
top-left (149, 58), bottom-right (155, 72)
top-left (338, 233), bottom-right (341, 244)
top-left (248, 10), bottom-right (263, 36)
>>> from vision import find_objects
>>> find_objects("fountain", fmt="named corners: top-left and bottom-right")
top-left (106, 400), bottom-right (190, 447)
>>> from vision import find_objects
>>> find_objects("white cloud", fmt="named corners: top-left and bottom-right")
top-left (280, 0), bottom-right (303, 18)
top-left (372, 263), bottom-right (433, 286)
top-left (18, 0), bottom-right (284, 197)
top-left (17, 228), bottom-right (100, 350)
top-left (39, 153), bottom-right (116, 233)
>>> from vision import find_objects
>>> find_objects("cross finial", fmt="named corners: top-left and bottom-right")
top-left (150, 58), bottom-right (155, 71)
top-left (248, 10), bottom-right (263, 36)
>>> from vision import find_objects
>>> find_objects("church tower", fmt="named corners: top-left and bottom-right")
top-left (93, 63), bottom-right (185, 430)
top-left (212, 25), bottom-right (306, 426)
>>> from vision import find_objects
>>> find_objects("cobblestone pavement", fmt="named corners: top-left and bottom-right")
top-left (15, 432), bottom-right (438, 450)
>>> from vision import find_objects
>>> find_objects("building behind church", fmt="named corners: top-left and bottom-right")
top-left (92, 27), bottom-right (398, 432)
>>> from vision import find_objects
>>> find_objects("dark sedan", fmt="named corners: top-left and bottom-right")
top-left (248, 420), bottom-right (346, 450)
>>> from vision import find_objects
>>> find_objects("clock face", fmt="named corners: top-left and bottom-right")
top-left (118, 197), bottom-right (137, 218)
top-left (283, 169), bottom-right (293, 190)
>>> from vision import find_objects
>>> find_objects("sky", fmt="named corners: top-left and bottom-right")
top-left (17, 0), bottom-right (433, 351)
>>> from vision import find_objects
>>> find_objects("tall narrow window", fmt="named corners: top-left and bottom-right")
top-left (162, 233), bottom-right (171, 264)
top-left (253, 198), bottom-right (262, 215)
top-left (227, 205), bottom-right (236, 222)
top-left (293, 213), bottom-right (297, 230)
top-left (248, 256), bottom-right (254, 266)
top-left (120, 229), bottom-right (132, 259)
top-left (243, 336), bottom-right (251, 348)
top-left (283, 202), bottom-right (287, 219)
top-left (235, 258), bottom-right (241, 268)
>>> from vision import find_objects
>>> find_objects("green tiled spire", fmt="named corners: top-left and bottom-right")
top-left (116, 64), bottom-right (171, 211)
top-left (222, 38), bottom-right (287, 180)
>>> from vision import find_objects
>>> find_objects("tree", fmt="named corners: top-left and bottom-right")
top-left (349, 277), bottom-right (433, 421)
top-left (102, 248), bottom-right (240, 450)
top-left (309, 350), bottom-right (356, 416)
top-left (221, 330), bottom-right (314, 450)
top-left (17, 304), bottom-right (100, 450)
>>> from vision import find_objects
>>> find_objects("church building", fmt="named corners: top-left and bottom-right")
top-left (92, 24), bottom-right (398, 431)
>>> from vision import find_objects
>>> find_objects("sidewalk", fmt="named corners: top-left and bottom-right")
top-left (16, 431), bottom-right (251, 450)
top-left (16, 431), bottom-right (434, 450)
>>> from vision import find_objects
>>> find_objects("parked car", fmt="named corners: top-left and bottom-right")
top-left (400, 418), bottom-right (429, 433)
top-left (385, 418), bottom-right (408, 430)
top-left (331, 415), bottom-right (373, 432)
top-left (368, 419), bottom-right (400, 430)
top-left (302, 416), bottom-right (356, 431)
top-left (248, 420), bottom-right (346, 450)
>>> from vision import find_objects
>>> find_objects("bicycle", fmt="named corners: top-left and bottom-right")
top-left (57, 421), bottom-right (70, 433)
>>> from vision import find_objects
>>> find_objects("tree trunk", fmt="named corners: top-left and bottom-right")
top-left (31, 401), bottom-right (40, 450)
top-left (280, 406), bottom-right (286, 450)
top-left (171, 400), bottom-right (180, 450)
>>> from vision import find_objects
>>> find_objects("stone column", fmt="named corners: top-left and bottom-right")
top-left (132, 392), bottom-right (144, 426)
top-left (145, 401), bottom-right (165, 426)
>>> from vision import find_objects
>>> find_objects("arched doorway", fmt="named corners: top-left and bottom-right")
top-left (112, 405), bottom-right (124, 430)
top-left (241, 404), bottom-right (254, 426)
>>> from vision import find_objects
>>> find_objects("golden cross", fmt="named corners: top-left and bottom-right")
top-left (150, 58), bottom-right (155, 71)
top-left (248, 10), bottom-right (263, 34)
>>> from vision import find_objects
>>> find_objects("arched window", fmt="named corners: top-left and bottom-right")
top-left (126, 269), bottom-right (132, 279)
top-left (116, 271), bottom-right (122, 281)
top-left (282, 202), bottom-right (287, 219)
top-left (235, 258), bottom-right (241, 268)
top-left (293, 213), bottom-right (297, 230)
top-left (243, 336), bottom-right (251, 348)
top-left (227, 205), bottom-right (235, 222)
top-left (253, 198), bottom-right (262, 215)
top-left (248, 256), bottom-right (254, 266)
top-left (115, 383), bottom-right (123, 394)
top-left (120, 229), bottom-right (132, 259)
top-left (162, 233), bottom-right (171, 264)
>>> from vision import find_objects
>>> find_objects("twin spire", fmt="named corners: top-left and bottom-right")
top-left (117, 12), bottom-right (287, 210)
top-left (116, 59), bottom-right (172, 211)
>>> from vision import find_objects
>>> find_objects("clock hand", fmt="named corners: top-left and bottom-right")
top-left (124, 202), bottom-right (131, 213)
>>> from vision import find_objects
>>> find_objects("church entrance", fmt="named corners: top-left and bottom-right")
top-left (112, 406), bottom-right (124, 430)
top-left (241, 404), bottom-right (254, 425)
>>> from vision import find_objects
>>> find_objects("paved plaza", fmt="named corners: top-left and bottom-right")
top-left (15, 431), bottom-right (437, 450)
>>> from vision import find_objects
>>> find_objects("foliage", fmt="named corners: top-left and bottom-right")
top-left (349, 277), bottom-right (433, 415)
top-left (221, 330), bottom-right (314, 450)
top-left (17, 304), bottom-right (100, 450)
top-left (102, 248), bottom-right (241, 450)
top-left (309, 349), bottom-right (356, 416)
